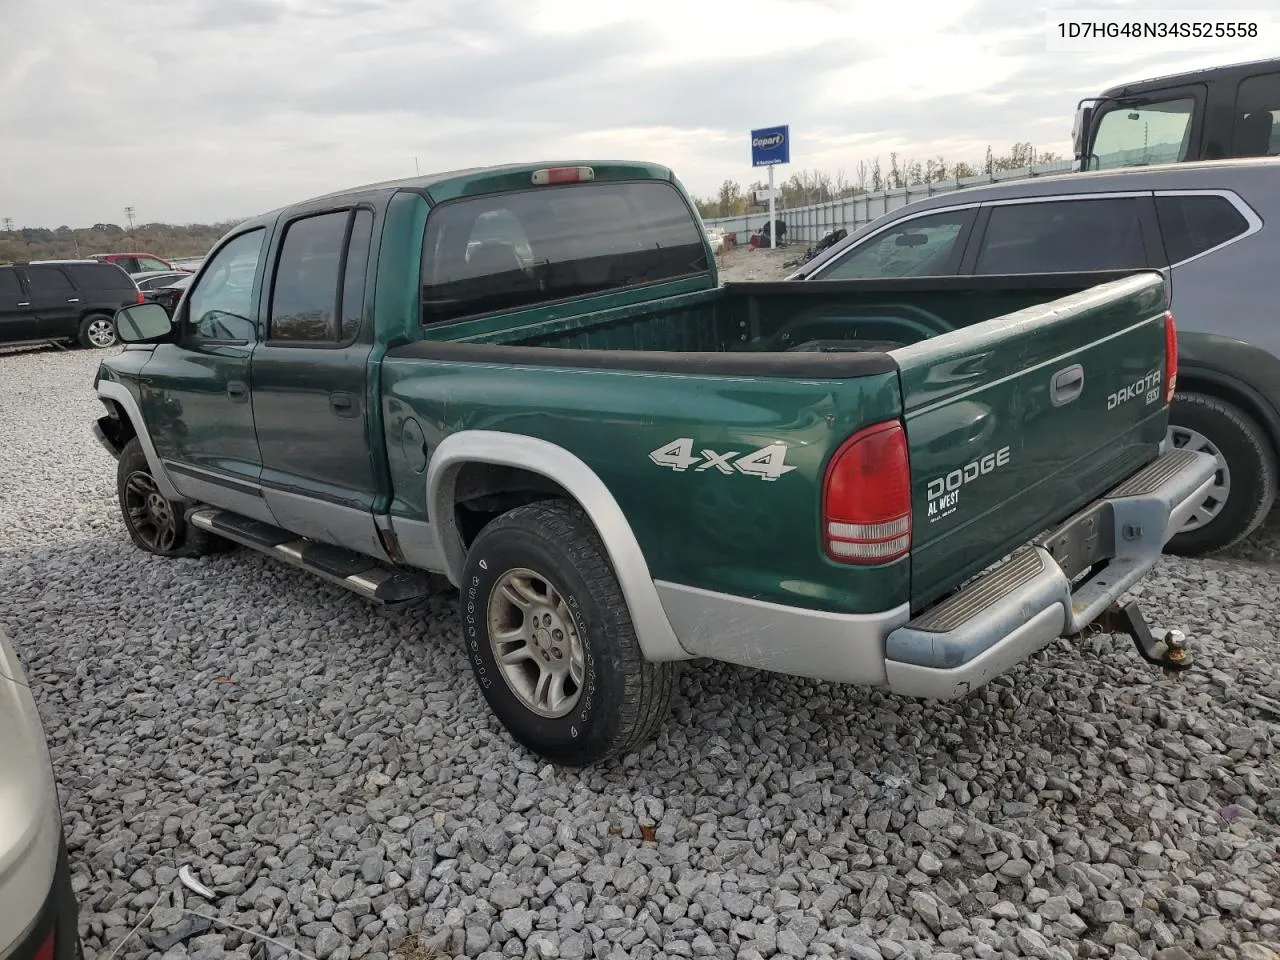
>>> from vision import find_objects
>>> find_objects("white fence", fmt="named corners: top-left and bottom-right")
top-left (704, 143), bottom-right (1197, 245)
top-left (705, 158), bottom-right (1077, 246)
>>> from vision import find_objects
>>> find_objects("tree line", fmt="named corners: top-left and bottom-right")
top-left (0, 220), bottom-right (238, 264)
top-left (695, 142), bottom-right (1064, 219)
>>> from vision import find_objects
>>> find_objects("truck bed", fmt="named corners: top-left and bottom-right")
top-left (413, 271), bottom-right (1150, 362)
top-left (386, 269), bottom-right (1173, 614)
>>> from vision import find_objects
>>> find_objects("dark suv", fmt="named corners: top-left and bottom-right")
top-left (0, 260), bottom-right (141, 349)
top-left (794, 158), bottom-right (1280, 555)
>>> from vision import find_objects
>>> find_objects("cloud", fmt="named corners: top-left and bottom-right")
top-left (0, 0), bottom-right (1276, 226)
top-left (189, 0), bottom-right (285, 29)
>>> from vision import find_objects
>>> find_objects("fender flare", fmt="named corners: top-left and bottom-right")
top-left (95, 381), bottom-right (185, 501)
top-left (425, 430), bottom-right (692, 662)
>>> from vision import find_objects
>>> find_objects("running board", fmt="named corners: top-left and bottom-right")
top-left (187, 508), bottom-right (434, 606)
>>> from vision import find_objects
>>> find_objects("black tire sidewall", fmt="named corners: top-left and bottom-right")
top-left (1167, 395), bottom-right (1276, 554)
top-left (462, 523), bottom-right (623, 764)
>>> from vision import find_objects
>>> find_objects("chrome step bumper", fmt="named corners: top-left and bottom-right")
top-left (883, 448), bottom-right (1217, 700)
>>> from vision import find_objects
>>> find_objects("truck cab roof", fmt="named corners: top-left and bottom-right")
top-left (1098, 56), bottom-right (1280, 99)
top-left (233, 161), bottom-right (678, 234)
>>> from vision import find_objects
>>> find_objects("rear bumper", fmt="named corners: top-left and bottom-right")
top-left (656, 448), bottom-right (1217, 697)
top-left (884, 448), bottom-right (1217, 699)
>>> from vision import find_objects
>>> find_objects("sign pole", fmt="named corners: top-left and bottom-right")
top-left (750, 124), bottom-right (789, 251)
top-left (768, 165), bottom-right (776, 250)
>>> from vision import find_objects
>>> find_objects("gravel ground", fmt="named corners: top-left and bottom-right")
top-left (715, 247), bottom-right (798, 283)
top-left (1, 345), bottom-right (1278, 960)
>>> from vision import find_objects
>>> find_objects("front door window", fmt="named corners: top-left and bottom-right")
top-left (185, 229), bottom-right (265, 342)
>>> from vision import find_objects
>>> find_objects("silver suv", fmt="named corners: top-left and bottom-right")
top-left (0, 628), bottom-right (79, 960)
top-left (793, 158), bottom-right (1280, 555)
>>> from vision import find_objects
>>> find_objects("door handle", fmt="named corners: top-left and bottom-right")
top-left (329, 391), bottom-right (359, 418)
top-left (17, 302), bottom-right (30, 307)
top-left (226, 380), bottom-right (249, 403)
top-left (1050, 364), bottom-right (1085, 407)
top-left (67, 298), bottom-right (80, 303)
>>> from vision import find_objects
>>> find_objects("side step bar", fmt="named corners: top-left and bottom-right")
top-left (188, 508), bottom-right (436, 606)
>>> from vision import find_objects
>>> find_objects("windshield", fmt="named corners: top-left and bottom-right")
top-left (1088, 97), bottom-right (1194, 169)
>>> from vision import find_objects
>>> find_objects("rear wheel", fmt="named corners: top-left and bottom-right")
top-left (78, 313), bottom-right (118, 349)
top-left (116, 438), bottom-right (230, 558)
top-left (1165, 392), bottom-right (1277, 555)
top-left (460, 500), bottom-right (678, 766)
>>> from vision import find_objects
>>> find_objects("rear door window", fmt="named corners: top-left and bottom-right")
top-left (66, 263), bottom-right (136, 291)
top-left (269, 210), bottom-right (349, 342)
top-left (137, 257), bottom-right (171, 272)
top-left (421, 179), bottom-right (708, 324)
top-left (1232, 72), bottom-right (1280, 157)
top-left (340, 209), bottom-right (374, 340)
top-left (0, 267), bottom-right (23, 298)
top-left (818, 209), bottom-right (975, 279)
top-left (973, 198), bottom-right (1148, 274)
top-left (25, 266), bottom-right (75, 293)
top-left (1154, 194), bottom-right (1251, 264)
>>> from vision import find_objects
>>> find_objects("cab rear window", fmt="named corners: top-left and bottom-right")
top-left (421, 180), bottom-right (709, 325)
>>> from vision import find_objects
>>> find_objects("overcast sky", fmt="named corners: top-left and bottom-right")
top-left (0, 0), bottom-right (1275, 227)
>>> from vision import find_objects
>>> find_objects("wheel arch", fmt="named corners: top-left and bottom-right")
top-left (94, 381), bottom-right (185, 501)
top-left (96, 396), bottom-right (136, 453)
top-left (1177, 366), bottom-right (1280, 459)
top-left (425, 430), bottom-right (692, 662)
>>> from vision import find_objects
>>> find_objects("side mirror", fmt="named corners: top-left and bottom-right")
top-left (114, 303), bottom-right (174, 343)
top-left (1072, 102), bottom-right (1095, 160)
top-left (895, 233), bottom-right (928, 248)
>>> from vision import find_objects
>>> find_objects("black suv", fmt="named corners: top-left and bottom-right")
top-left (0, 260), bottom-right (140, 349)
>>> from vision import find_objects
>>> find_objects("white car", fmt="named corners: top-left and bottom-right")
top-left (0, 628), bottom-right (79, 960)
top-left (704, 226), bottom-right (727, 254)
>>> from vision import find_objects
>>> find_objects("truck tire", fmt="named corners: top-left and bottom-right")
top-left (1166, 392), bottom-right (1277, 556)
top-left (78, 313), bottom-right (118, 349)
top-left (116, 437), bottom-right (230, 558)
top-left (460, 499), bottom-right (678, 766)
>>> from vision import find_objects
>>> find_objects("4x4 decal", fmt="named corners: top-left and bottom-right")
top-left (648, 438), bottom-right (797, 481)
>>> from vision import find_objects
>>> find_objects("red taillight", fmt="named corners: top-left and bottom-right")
top-left (531, 166), bottom-right (595, 185)
top-left (823, 420), bottom-right (912, 564)
top-left (1164, 310), bottom-right (1177, 404)
top-left (33, 929), bottom-right (55, 960)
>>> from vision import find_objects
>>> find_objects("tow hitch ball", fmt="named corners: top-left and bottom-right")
top-left (1095, 600), bottom-right (1193, 676)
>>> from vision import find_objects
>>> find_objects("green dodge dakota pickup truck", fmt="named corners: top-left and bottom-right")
top-left (93, 161), bottom-right (1216, 765)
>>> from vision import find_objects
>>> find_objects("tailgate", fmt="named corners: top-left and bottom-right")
top-left (892, 273), bottom-right (1171, 611)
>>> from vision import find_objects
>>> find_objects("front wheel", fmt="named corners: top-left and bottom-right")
top-left (460, 500), bottom-right (678, 766)
top-left (116, 437), bottom-right (230, 558)
top-left (1165, 392), bottom-right (1277, 556)
top-left (78, 313), bottom-right (118, 349)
